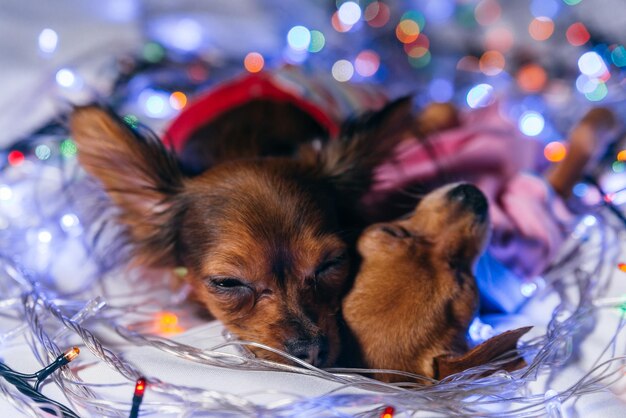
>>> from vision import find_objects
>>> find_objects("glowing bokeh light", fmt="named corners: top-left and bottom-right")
top-left (584, 81), bottom-right (607, 101)
top-left (408, 51), bottom-right (431, 68)
top-left (578, 51), bottom-right (607, 77)
top-left (457, 56), bottom-right (480, 72)
top-left (474, 0), bottom-right (501, 26)
top-left (611, 46), bottom-right (626, 67)
top-left (55, 68), bottom-right (76, 88)
top-left (566, 22), bottom-right (590, 46)
top-left (308, 30), bottom-right (325, 53)
top-left (337, 2), bottom-right (361, 25)
top-left (572, 182), bottom-right (588, 197)
top-left (142, 42), bottom-right (165, 63)
top-left (169, 91), bottom-right (188, 110)
top-left (243, 52), bottom-right (264, 73)
top-left (468, 317), bottom-right (495, 343)
top-left (528, 17), bottom-right (554, 41)
top-left (35, 144), bottom-right (52, 161)
top-left (479, 50), bottom-right (505, 76)
top-left (287, 26), bottom-right (311, 51)
top-left (563, 0), bottom-right (582, 5)
top-left (429, 78), bottom-right (454, 103)
top-left (38, 28), bottom-right (58, 53)
top-left (156, 312), bottom-right (184, 334)
top-left (396, 19), bottom-right (420, 44)
top-left (544, 141), bottom-right (567, 162)
top-left (60, 139), bottom-right (78, 158)
top-left (37, 229), bottom-right (52, 244)
top-left (401, 11), bottom-right (426, 30)
top-left (520, 281), bottom-right (538, 297)
top-left (612, 161), bottom-right (625, 173)
top-left (381, 406), bottom-right (395, 418)
top-left (354, 50), bottom-right (380, 77)
top-left (7, 150), bottom-right (25, 166)
top-left (617, 150), bottom-right (626, 162)
top-left (575, 74), bottom-right (599, 94)
top-left (139, 89), bottom-right (173, 118)
top-left (0, 185), bottom-right (12, 201)
top-left (404, 34), bottom-right (430, 57)
top-left (332, 12), bottom-right (353, 32)
top-left (485, 26), bottom-right (514, 52)
top-left (61, 213), bottom-right (80, 229)
top-left (519, 111), bottom-right (545, 136)
top-left (530, 0), bottom-right (560, 18)
top-left (332, 60), bottom-right (354, 82)
top-left (466, 84), bottom-right (494, 108)
top-left (618, 263), bottom-right (626, 272)
top-left (364, 2), bottom-right (390, 27)
top-left (517, 64), bottom-right (547, 92)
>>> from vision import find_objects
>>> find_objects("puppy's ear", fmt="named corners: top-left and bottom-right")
top-left (433, 326), bottom-right (532, 380)
top-left (70, 106), bottom-right (185, 267)
top-left (318, 96), bottom-right (414, 199)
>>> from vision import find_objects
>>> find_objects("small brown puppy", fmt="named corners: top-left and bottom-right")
top-left (70, 99), bottom-right (412, 368)
top-left (343, 183), bottom-right (529, 382)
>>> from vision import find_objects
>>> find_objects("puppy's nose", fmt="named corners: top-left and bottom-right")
top-left (447, 184), bottom-right (488, 221)
top-left (284, 336), bottom-right (329, 367)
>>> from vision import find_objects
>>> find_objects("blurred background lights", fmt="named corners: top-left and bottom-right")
top-left (35, 144), bottom-right (52, 160)
top-left (155, 18), bottom-right (203, 51)
top-left (612, 161), bottom-right (625, 173)
top-left (337, 1), bottom-right (361, 26)
top-left (529, 17), bottom-right (555, 41)
top-left (332, 11), bottom-right (353, 32)
top-left (396, 19), bottom-right (420, 44)
top-left (364, 1), bottom-right (390, 28)
top-left (0, 185), bottom-right (12, 201)
top-left (518, 111), bottom-right (545, 136)
top-left (287, 26), bottom-right (311, 51)
top-left (575, 74), bottom-right (599, 94)
top-left (485, 26), bottom-right (514, 52)
top-left (578, 51), bottom-right (607, 77)
top-left (544, 141), bottom-right (567, 162)
top-left (408, 51), bottom-right (431, 68)
top-left (169, 91), bottom-right (187, 110)
top-left (429, 78), bottom-right (454, 102)
top-left (468, 317), bottom-right (495, 344)
top-left (243, 52), bottom-right (264, 73)
top-left (479, 50), bottom-right (505, 76)
top-left (474, 0), bottom-right (502, 26)
top-left (7, 150), bottom-right (25, 166)
top-left (584, 81), bottom-right (608, 101)
top-left (517, 64), bottom-right (548, 92)
top-left (55, 68), bottom-right (76, 88)
top-left (566, 22), bottom-right (590, 46)
top-left (354, 50), bottom-right (380, 77)
top-left (308, 30), bottom-right (325, 53)
top-left (611, 46), bottom-right (626, 67)
top-left (60, 213), bottom-right (80, 230)
top-left (139, 89), bottom-right (173, 118)
top-left (142, 42), bottom-right (165, 63)
top-left (520, 281), bottom-right (538, 297)
top-left (38, 28), bottom-right (58, 53)
top-left (60, 139), bottom-right (78, 158)
top-left (572, 182), bottom-right (588, 197)
top-left (37, 229), bottom-right (52, 244)
top-left (466, 83), bottom-right (494, 108)
top-left (331, 59), bottom-right (354, 82)
top-left (530, 0), bottom-right (560, 18)
top-left (563, 0), bottom-right (583, 5)
top-left (617, 150), bottom-right (626, 162)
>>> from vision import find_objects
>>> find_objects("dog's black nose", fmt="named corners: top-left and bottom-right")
top-left (447, 184), bottom-right (488, 221)
top-left (284, 336), bottom-right (329, 367)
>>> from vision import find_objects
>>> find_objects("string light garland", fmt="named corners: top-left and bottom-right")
top-left (129, 377), bottom-right (146, 418)
top-left (0, 348), bottom-right (81, 417)
top-left (1, 0), bottom-right (625, 416)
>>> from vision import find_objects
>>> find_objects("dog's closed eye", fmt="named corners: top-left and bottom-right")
top-left (315, 252), bottom-right (347, 279)
top-left (210, 277), bottom-right (247, 289)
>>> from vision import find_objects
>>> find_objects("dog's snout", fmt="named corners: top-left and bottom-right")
top-left (285, 336), bottom-right (329, 367)
top-left (447, 184), bottom-right (488, 221)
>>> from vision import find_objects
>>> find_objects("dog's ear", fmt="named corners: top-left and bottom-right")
top-left (318, 96), bottom-right (414, 199)
top-left (70, 106), bottom-right (185, 267)
top-left (433, 326), bottom-right (532, 380)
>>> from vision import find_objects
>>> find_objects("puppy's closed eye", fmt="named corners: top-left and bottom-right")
top-left (315, 252), bottom-right (347, 278)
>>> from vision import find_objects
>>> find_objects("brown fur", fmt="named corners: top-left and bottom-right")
top-left (343, 183), bottom-right (529, 382)
top-left (70, 98), bottom-right (413, 367)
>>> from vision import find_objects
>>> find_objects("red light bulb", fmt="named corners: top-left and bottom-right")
top-left (134, 377), bottom-right (146, 397)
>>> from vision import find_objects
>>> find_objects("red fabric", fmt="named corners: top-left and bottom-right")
top-left (164, 72), bottom-right (340, 153)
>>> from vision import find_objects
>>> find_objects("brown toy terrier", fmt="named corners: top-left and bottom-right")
top-left (70, 98), bottom-right (412, 368)
top-left (342, 183), bottom-right (530, 382)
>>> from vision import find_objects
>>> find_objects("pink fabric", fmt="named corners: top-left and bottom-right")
top-left (367, 105), bottom-right (574, 278)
